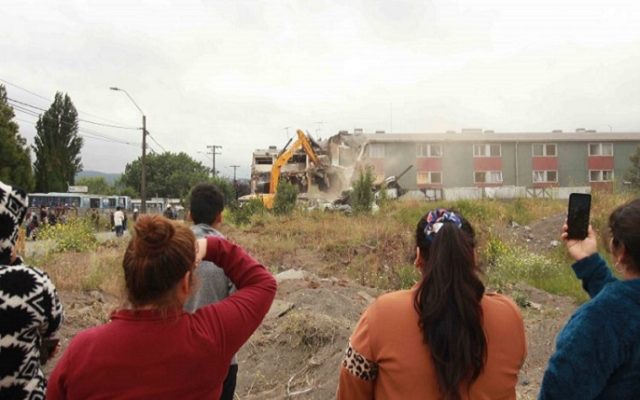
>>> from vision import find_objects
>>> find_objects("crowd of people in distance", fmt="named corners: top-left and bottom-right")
top-left (23, 205), bottom-right (79, 239)
top-left (1, 176), bottom-right (639, 399)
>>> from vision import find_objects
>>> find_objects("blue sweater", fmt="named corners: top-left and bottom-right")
top-left (539, 253), bottom-right (640, 399)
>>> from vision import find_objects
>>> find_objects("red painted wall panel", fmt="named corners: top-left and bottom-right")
top-left (590, 182), bottom-right (614, 192)
top-left (588, 157), bottom-right (614, 170)
top-left (416, 158), bottom-right (442, 171)
top-left (473, 157), bottom-right (502, 171)
top-left (532, 157), bottom-right (558, 170)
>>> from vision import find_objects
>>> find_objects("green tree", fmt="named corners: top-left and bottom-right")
top-left (75, 176), bottom-right (114, 195)
top-left (624, 145), bottom-right (640, 189)
top-left (33, 92), bottom-right (83, 192)
top-left (350, 167), bottom-right (374, 213)
top-left (113, 175), bottom-right (138, 197)
top-left (273, 180), bottom-right (299, 215)
top-left (209, 175), bottom-right (237, 206)
top-left (0, 85), bottom-right (34, 190)
top-left (122, 152), bottom-right (209, 198)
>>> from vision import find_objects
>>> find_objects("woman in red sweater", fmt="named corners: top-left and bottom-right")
top-left (47, 215), bottom-right (277, 399)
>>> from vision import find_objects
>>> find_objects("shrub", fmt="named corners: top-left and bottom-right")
top-left (38, 218), bottom-right (98, 253)
top-left (482, 236), bottom-right (588, 302)
top-left (505, 198), bottom-right (532, 225)
top-left (228, 198), bottom-right (265, 226)
top-left (273, 180), bottom-right (299, 215)
top-left (350, 167), bottom-right (374, 214)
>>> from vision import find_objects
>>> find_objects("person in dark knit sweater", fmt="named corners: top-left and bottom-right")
top-left (539, 198), bottom-right (640, 399)
top-left (47, 214), bottom-right (277, 399)
top-left (0, 180), bottom-right (63, 399)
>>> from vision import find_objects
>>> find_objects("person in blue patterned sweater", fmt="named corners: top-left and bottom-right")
top-left (539, 198), bottom-right (640, 399)
top-left (0, 180), bottom-right (63, 399)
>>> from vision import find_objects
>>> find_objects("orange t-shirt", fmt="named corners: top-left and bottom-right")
top-left (337, 289), bottom-right (526, 400)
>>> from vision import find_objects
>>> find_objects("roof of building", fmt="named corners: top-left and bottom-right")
top-left (361, 132), bottom-right (640, 143)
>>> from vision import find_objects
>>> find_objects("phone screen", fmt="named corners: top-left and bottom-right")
top-left (567, 193), bottom-right (591, 240)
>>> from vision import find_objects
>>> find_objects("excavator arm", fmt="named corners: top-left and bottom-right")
top-left (262, 129), bottom-right (322, 208)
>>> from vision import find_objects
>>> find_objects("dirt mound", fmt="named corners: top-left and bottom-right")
top-left (234, 270), bottom-right (576, 400)
top-left (495, 213), bottom-right (566, 254)
top-left (43, 290), bottom-right (120, 376)
top-left (236, 273), bottom-right (378, 399)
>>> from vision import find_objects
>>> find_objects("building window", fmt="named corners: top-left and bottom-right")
top-left (417, 171), bottom-right (442, 185)
top-left (588, 143), bottom-right (613, 156)
top-left (532, 143), bottom-right (557, 157)
top-left (416, 143), bottom-right (443, 158)
top-left (474, 170), bottom-right (503, 183)
top-left (368, 143), bottom-right (385, 158)
top-left (533, 170), bottom-right (558, 183)
top-left (589, 170), bottom-right (614, 182)
top-left (473, 144), bottom-right (501, 157)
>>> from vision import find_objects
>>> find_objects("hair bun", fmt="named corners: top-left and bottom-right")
top-left (134, 215), bottom-right (175, 253)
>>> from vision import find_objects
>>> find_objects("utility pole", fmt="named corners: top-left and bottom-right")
top-left (206, 145), bottom-right (222, 177)
top-left (314, 121), bottom-right (325, 136)
top-left (110, 87), bottom-right (147, 213)
top-left (229, 165), bottom-right (240, 200)
top-left (283, 126), bottom-right (290, 140)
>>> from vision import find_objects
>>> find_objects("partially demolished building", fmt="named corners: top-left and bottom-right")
top-left (251, 129), bottom-right (640, 201)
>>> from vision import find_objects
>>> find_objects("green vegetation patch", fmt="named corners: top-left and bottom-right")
top-left (38, 218), bottom-right (98, 253)
top-left (483, 237), bottom-right (588, 303)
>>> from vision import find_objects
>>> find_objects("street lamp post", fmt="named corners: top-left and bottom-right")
top-left (110, 87), bottom-right (147, 214)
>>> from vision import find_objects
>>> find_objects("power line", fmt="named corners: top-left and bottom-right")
top-left (0, 76), bottom-right (137, 126)
top-left (146, 131), bottom-right (167, 153)
top-left (7, 97), bottom-right (139, 130)
top-left (206, 145), bottom-right (222, 177)
top-left (14, 113), bottom-right (141, 147)
top-left (0, 78), bottom-right (51, 103)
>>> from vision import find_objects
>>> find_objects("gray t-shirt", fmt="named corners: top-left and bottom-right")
top-left (184, 223), bottom-right (237, 365)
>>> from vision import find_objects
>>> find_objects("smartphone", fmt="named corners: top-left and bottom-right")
top-left (567, 193), bottom-right (591, 240)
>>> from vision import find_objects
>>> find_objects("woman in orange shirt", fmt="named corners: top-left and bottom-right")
top-left (338, 209), bottom-right (526, 400)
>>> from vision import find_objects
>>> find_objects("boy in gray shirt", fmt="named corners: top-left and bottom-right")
top-left (184, 183), bottom-right (237, 400)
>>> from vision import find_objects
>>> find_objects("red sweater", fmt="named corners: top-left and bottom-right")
top-left (47, 237), bottom-right (277, 400)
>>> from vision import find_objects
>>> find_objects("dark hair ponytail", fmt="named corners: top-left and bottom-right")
top-left (414, 217), bottom-right (486, 400)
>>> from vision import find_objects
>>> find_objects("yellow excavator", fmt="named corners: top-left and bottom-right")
top-left (260, 129), bottom-right (324, 209)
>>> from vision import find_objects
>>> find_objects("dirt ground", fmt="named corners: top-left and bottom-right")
top-left (41, 213), bottom-right (578, 399)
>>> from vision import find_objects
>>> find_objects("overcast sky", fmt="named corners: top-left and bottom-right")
top-left (2, 0), bottom-right (640, 179)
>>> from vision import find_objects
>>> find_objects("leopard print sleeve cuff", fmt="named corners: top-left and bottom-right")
top-left (342, 342), bottom-right (378, 381)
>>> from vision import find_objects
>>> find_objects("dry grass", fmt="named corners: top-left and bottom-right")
top-left (34, 242), bottom-right (125, 297)
top-left (27, 193), bottom-right (637, 302)
top-left (279, 310), bottom-right (345, 349)
top-left (226, 209), bottom-right (413, 289)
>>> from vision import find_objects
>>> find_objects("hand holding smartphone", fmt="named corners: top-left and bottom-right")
top-left (566, 193), bottom-right (591, 240)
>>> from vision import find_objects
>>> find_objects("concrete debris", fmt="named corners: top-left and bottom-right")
top-left (275, 269), bottom-right (307, 282)
top-left (266, 300), bottom-right (295, 319)
top-left (248, 130), bottom-right (414, 212)
top-left (529, 301), bottom-right (542, 311)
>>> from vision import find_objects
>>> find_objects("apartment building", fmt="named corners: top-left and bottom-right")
top-left (358, 130), bottom-right (640, 193)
